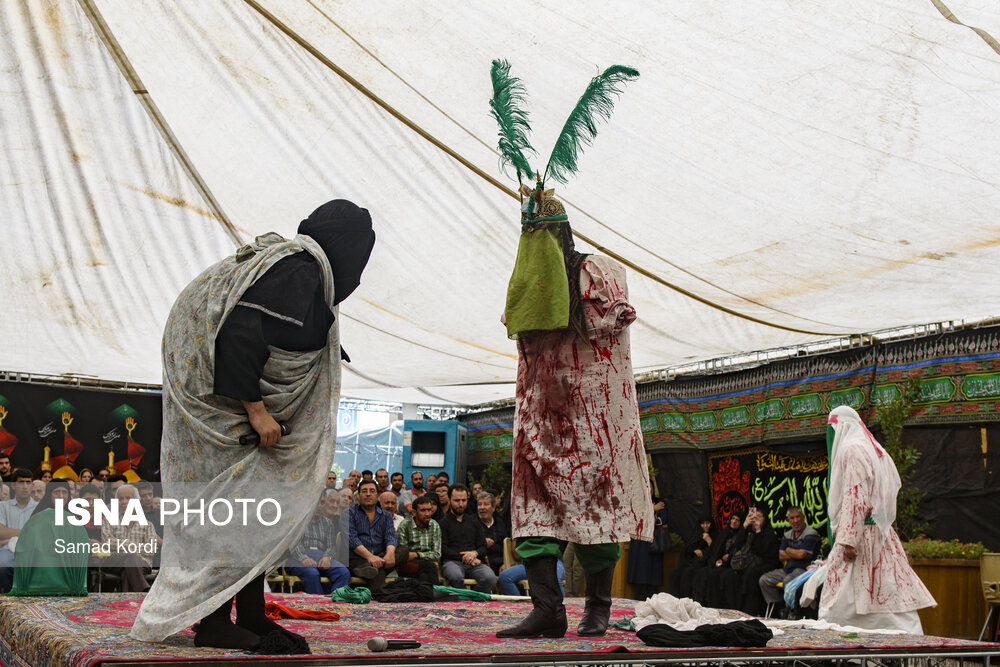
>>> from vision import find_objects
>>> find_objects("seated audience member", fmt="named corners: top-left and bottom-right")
top-left (477, 491), bottom-right (507, 574)
top-left (389, 472), bottom-right (405, 497)
top-left (347, 479), bottom-right (397, 592)
top-left (737, 506), bottom-right (781, 616)
top-left (0, 484), bottom-right (9, 502)
top-left (380, 491), bottom-right (405, 532)
top-left (667, 515), bottom-right (716, 599)
top-left (319, 488), bottom-right (340, 522)
top-left (431, 483), bottom-right (450, 524)
top-left (759, 506), bottom-right (821, 617)
top-left (470, 482), bottom-right (483, 497)
top-left (0, 469), bottom-right (38, 592)
top-left (76, 484), bottom-right (104, 540)
top-left (435, 472), bottom-right (450, 487)
top-left (326, 470), bottom-right (337, 490)
top-left (96, 469), bottom-right (109, 483)
top-left (30, 480), bottom-right (46, 502)
top-left (345, 469), bottom-right (362, 493)
top-left (375, 469), bottom-right (390, 494)
top-left (77, 468), bottom-right (94, 484)
top-left (398, 471), bottom-right (425, 514)
top-left (134, 481), bottom-right (163, 538)
top-left (394, 495), bottom-right (441, 585)
top-left (440, 484), bottom-right (496, 593)
top-left (700, 512), bottom-right (747, 609)
top-left (10, 480), bottom-right (89, 596)
top-left (100, 484), bottom-right (159, 591)
top-left (39, 470), bottom-right (53, 483)
top-left (286, 497), bottom-right (349, 594)
top-left (360, 469), bottom-right (374, 481)
top-left (425, 474), bottom-right (437, 493)
top-left (0, 453), bottom-right (11, 483)
top-left (106, 473), bottom-right (127, 498)
top-left (499, 537), bottom-right (567, 596)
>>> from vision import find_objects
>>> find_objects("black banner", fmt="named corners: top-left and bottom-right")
top-left (708, 446), bottom-right (828, 535)
top-left (0, 382), bottom-right (161, 481)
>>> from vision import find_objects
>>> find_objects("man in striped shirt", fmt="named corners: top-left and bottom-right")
top-left (347, 479), bottom-right (397, 592)
top-left (394, 495), bottom-right (441, 584)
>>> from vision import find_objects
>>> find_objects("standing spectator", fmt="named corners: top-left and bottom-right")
top-left (477, 491), bottom-right (507, 574)
top-left (375, 469), bottom-right (390, 494)
top-left (389, 472), bottom-right (405, 496)
top-left (627, 486), bottom-right (670, 600)
top-left (667, 515), bottom-right (716, 598)
top-left (394, 495), bottom-right (441, 585)
top-left (326, 470), bottom-right (338, 490)
top-left (759, 507), bottom-right (820, 617)
top-left (440, 484), bottom-right (496, 593)
top-left (286, 498), bottom-right (349, 594)
top-left (0, 469), bottom-right (37, 592)
top-left (347, 479), bottom-right (397, 592)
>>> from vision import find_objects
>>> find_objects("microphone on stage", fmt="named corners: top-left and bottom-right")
top-left (238, 422), bottom-right (289, 446)
top-left (367, 637), bottom-right (422, 652)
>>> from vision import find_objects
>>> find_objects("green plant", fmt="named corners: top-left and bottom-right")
top-left (901, 535), bottom-right (985, 560)
top-left (468, 449), bottom-right (512, 496)
top-left (875, 376), bottom-right (928, 541)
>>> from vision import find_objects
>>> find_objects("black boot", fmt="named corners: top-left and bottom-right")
top-left (496, 556), bottom-right (567, 639)
top-left (235, 573), bottom-right (311, 654)
top-left (194, 598), bottom-right (261, 651)
top-left (577, 566), bottom-right (614, 636)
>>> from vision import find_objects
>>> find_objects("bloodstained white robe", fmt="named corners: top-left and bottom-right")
top-left (510, 255), bottom-right (653, 545)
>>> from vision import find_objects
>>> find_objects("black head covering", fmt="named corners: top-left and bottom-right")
top-left (35, 479), bottom-right (71, 513)
top-left (298, 199), bottom-right (376, 305)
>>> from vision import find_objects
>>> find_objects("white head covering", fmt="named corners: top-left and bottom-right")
top-left (826, 405), bottom-right (901, 539)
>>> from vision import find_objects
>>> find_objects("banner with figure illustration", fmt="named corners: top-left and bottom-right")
top-left (708, 446), bottom-right (828, 535)
top-left (0, 381), bottom-right (160, 481)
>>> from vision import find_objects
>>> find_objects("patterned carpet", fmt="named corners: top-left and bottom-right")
top-left (0, 593), bottom-right (994, 666)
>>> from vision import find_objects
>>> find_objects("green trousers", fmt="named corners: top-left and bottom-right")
top-left (515, 536), bottom-right (621, 573)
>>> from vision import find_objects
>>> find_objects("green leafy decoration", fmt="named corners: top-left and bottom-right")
top-left (489, 59), bottom-right (535, 182)
top-left (545, 65), bottom-right (639, 184)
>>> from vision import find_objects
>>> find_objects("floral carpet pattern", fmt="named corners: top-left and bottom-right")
top-left (0, 593), bottom-right (994, 666)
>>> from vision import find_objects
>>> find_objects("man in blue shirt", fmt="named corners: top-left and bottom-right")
top-left (0, 469), bottom-right (38, 592)
top-left (758, 506), bottom-right (821, 615)
top-left (347, 479), bottom-right (397, 592)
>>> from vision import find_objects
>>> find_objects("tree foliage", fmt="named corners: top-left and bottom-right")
top-left (875, 376), bottom-right (928, 540)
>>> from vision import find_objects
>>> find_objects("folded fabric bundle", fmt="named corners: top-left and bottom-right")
top-left (330, 586), bottom-right (372, 604)
top-left (264, 601), bottom-right (340, 622)
top-left (636, 619), bottom-right (773, 648)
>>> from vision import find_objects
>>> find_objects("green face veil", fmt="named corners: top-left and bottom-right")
top-left (826, 423), bottom-right (836, 545)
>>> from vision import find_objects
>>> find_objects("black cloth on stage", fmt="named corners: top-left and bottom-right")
top-left (636, 619), bottom-right (772, 648)
top-left (371, 577), bottom-right (435, 603)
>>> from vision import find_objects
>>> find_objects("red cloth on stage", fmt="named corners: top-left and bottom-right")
top-left (264, 601), bottom-right (340, 622)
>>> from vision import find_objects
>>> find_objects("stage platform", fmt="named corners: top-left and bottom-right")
top-left (0, 593), bottom-right (997, 667)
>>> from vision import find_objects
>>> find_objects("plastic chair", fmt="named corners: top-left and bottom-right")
top-left (979, 553), bottom-right (1000, 641)
top-left (764, 581), bottom-right (784, 619)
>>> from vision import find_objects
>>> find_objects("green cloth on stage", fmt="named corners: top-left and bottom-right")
top-left (433, 585), bottom-right (492, 601)
top-left (8, 509), bottom-right (88, 596)
top-left (514, 536), bottom-right (621, 572)
top-left (330, 585), bottom-right (372, 604)
top-left (504, 227), bottom-right (570, 338)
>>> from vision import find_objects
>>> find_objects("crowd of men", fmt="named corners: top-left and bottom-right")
top-left (290, 468), bottom-right (511, 595)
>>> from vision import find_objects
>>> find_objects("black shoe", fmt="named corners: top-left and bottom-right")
top-left (496, 556), bottom-right (567, 639)
top-left (235, 573), bottom-right (286, 637)
top-left (577, 565), bottom-right (615, 636)
top-left (194, 618), bottom-right (261, 651)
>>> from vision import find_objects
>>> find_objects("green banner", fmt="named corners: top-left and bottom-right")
top-left (829, 388), bottom-right (864, 410)
top-left (721, 406), bottom-right (750, 428)
top-left (662, 413), bottom-right (686, 432)
top-left (788, 393), bottom-right (822, 417)
top-left (640, 414), bottom-right (660, 433)
top-left (754, 399), bottom-right (783, 423)
top-left (916, 377), bottom-right (956, 404)
top-left (691, 411), bottom-right (716, 432)
top-left (962, 373), bottom-right (1000, 400)
top-left (873, 383), bottom-right (900, 406)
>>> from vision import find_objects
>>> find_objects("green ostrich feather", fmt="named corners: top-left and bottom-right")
top-left (545, 65), bottom-right (639, 184)
top-left (489, 59), bottom-right (535, 181)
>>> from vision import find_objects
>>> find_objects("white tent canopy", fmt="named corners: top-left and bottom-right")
top-left (3, 0), bottom-right (1000, 405)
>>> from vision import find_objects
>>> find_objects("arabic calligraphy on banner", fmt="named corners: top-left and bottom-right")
top-left (709, 446), bottom-right (828, 534)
